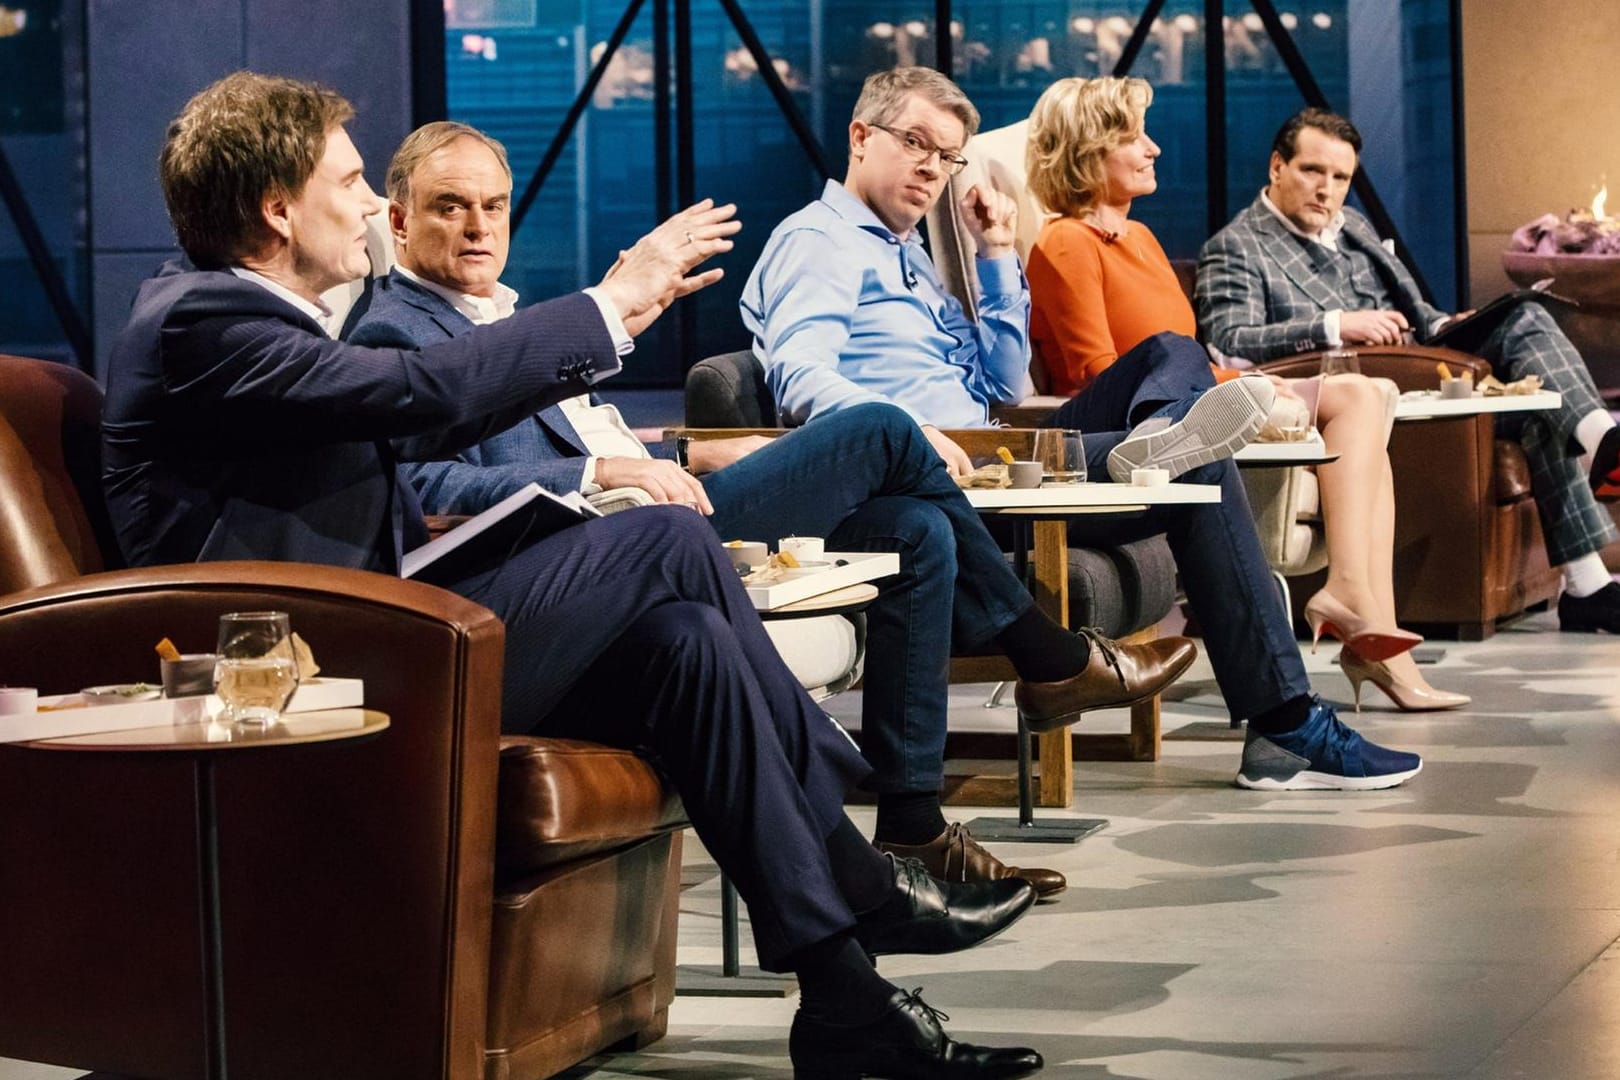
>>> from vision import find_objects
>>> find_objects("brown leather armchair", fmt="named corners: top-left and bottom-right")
top-left (1259, 347), bottom-right (1560, 639)
top-left (0, 353), bottom-right (687, 1079)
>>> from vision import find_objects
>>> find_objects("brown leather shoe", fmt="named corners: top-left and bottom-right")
top-left (877, 822), bottom-right (1067, 900)
top-left (1015, 629), bottom-right (1197, 734)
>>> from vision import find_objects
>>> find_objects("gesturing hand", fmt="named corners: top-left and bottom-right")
top-left (597, 199), bottom-right (743, 337)
top-left (958, 183), bottom-right (1017, 260)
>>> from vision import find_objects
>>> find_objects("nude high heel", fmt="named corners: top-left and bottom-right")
top-left (1303, 590), bottom-right (1423, 662)
top-left (1337, 649), bottom-right (1470, 713)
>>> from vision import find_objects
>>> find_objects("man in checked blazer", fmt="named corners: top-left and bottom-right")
top-left (1197, 107), bottom-right (1620, 633)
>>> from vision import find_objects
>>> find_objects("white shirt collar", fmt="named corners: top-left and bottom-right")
top-left (1260, 188), bottom-right (1346, 252)
top-left (395, 264), bottom-right (518, 326)
top-left (230, 267), bottom-right (336, 334)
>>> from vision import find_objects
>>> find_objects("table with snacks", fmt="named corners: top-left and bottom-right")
top-left (16, 707), bottom-right (387, 1080)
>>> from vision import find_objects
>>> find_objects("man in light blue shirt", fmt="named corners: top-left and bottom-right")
top-left (744, 66), bottom-right (1426, 797)
top-left (746, 174), bottom-right (1028, 435)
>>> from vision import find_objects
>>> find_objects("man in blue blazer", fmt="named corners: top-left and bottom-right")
top-left (103, 72), bottom-right (1048, 1078)
top-left (350, 121), bottom-right (1204, 903)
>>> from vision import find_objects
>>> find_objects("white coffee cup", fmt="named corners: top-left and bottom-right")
top-left (0, 687), bottom-right (39, 715)
top-left (778, 536), bottom-right (825, 562)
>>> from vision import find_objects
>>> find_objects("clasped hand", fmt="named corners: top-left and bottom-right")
top-left (597, 199), bottom-right (743, 337)
top-left (957, 183), bottom-right (1017, 260)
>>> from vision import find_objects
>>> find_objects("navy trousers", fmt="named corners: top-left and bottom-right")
top-left (450, 504), bottom-right (869, 970)
top-left (702, 403), bottom-right (1032, 794)
top-left (1048, 332), bottom-right (1311, 719)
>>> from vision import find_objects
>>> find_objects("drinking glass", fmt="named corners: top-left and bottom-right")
top-left (1313, 348), bottom-right (1360, 431)
top-left (1035, 428), bottom-right (1086, 484)
top-left (214, 611), bottom-right (299, 726)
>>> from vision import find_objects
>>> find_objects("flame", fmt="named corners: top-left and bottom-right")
top-left (1594, 186), bottom-right (1608, 221)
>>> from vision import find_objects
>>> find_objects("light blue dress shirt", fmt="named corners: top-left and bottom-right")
top-left (741, 179), bottom-right (1030, 429)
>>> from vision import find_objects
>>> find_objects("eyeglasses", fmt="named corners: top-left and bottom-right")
top-left (868, 124), bottom-right (969, 176)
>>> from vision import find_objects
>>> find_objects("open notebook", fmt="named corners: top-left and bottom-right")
top-left (401, 482), bottom-right (602, 587)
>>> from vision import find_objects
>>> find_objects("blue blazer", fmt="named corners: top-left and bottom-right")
top-left (102, 261), bottom-right (620, 570)
top-left (347, 271), bottom-right (670, 515)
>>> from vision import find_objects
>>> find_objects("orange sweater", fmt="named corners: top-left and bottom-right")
top-left (1027, 216), bottom-right (1226, 397)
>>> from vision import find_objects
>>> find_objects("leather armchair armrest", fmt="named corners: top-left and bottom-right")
top-left (0, 561), bottom-right (504, 1079)
top-left (1259, 345), bottom-right (1493, 390)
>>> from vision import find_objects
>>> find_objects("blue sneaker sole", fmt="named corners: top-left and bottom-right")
top-left (1234, 759), bottom-right (1423, 791)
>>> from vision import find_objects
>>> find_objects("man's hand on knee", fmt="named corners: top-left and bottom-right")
top-left (921, 425), bottom-right (973, 477)
top-left (595, 456), bottom-right (714, 514)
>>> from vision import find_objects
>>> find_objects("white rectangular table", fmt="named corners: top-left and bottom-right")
top-left (964, 482), bottom-right (1221, 512)
top-left (1395, 388), bottom-right (1561, 421)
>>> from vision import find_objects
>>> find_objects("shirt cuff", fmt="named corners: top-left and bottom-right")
top-left (581, 287), bottom-right (635, 356)
top-left (580, 456), bottom-right (602, 494)
top-left (974, 253), bottom-right (1024, 296)
top-left (1324, 310), bottom-right (1343, 347)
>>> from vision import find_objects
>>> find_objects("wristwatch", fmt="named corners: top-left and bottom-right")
top-left (675, 435), bottom-right (693, 473)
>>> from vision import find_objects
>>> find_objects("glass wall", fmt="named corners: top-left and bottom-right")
top-left (0, 0), bottom-right (87, 362)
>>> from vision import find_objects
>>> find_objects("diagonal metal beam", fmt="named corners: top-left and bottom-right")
top-left (714, 0), bottom-right (835, 180)
top-left (0, 140), bottom-right (92, 368)
top-left (1248, 0), bottom-right (1433, 303)
top-left (1205, 0), bottom-right (1226, 237)
top-left (512, 0), bottom-right (650, 232)
top-left (1112, 0), bottom-right (1168, 77)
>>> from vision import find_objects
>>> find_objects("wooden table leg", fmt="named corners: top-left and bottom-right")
top-left (1031, 519), bottom-right (1074, 808)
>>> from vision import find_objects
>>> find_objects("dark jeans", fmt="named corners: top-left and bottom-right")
top-left (452, 504), bottom-right (869, 970)
top-left (1049, 331), bottom-right (1311, 719)
top-left (702, 402), bottom-right (1032, 794)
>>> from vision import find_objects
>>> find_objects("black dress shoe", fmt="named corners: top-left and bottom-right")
top-left (790, 988), bottom-right (1044, 1079)
top-left (1559, 582), bottom-right (1620, 633)
top-left (853, 855), bottom-right (1035, 957)
top-left (1015, 629), bottom-right (1197, 733)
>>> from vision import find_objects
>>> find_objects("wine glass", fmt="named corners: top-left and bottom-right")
top-left (1034, 428), bottom-right (1087, 484)
top-left (1312, 348), bottom-right (1360, 433)
top-left (214, 611), bottom-right (299, 726)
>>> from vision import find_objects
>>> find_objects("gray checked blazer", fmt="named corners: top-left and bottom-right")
top-left (1194, 195), bottom-right (1447, 362)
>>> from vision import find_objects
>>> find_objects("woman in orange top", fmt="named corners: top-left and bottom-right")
top-left (1025, 76), bottom-right (1465, 712)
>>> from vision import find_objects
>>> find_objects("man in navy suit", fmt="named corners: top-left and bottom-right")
top-left (103, 72), bottom-right (1047, 1078)
top-left (349, 121), bottom-right (1202, 901)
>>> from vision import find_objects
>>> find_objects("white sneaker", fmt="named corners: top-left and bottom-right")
top-left (1106, 376), bottom-right (1276, 483)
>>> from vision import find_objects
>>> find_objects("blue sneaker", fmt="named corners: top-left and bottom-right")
top-left (1236, 696), bottom-right (1422, 790)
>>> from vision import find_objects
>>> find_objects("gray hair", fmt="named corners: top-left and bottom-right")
top-left (852, 66), bottom-right (980, 141)
top-left (385, 121), bottom-right (513, 204)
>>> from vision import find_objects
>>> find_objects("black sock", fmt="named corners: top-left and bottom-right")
top-left (1249, 693), bottom-right (1314, 736)
top-left (995, 604), bottom-right (1091, 682)
top-left (1591, 425), bottom-right (1620, 486)
top-left (792, 932), bottom-right (899, 1023)
top-left (874, 791), bottom-right (947, 846)
top-left (824, 817), bottom-right (896, 914)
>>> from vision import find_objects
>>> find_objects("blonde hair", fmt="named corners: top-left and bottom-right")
top-left (1025, 76), bottom-right (1153, 220)
top-left (852, 66), bottom-right (980, 142)
top-left (385, 121), bottom-right (513, 205)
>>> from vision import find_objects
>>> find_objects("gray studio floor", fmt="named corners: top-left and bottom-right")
top-left (6, 610), bottom-right (1620, 1080)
